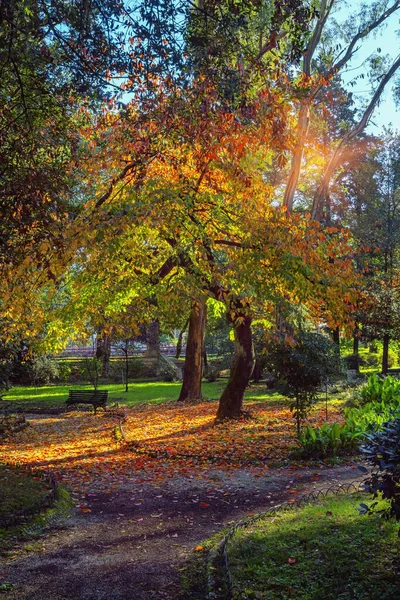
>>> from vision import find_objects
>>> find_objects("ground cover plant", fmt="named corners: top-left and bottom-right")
top-left (297, 374), bottom-right (400, 458)
top-left (225, 493), bottom-right (400, 600)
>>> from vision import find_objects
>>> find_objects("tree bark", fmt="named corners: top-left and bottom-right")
top-left (178, 297), bottom-right (206, 403)
top-left (353, 328), bottom-right (359, 356)
top-left (124, 344), bottom-right (129, 392)
top-left (332, 326), bottom-right (340, 354)
top-left (176, 317), bottom-right (189, 359)
top-left (145, 320), bottom-right (160, 358)
top-left (283, 100), bottom-right (311, 212)
top-left (282, 0), bottom-right (332, 212)
top-left (216, 303), bottom-right (255, 420)
top-left (382, 333), bottom-right (390, 375)
top-left (252, 356), bottom-right (263, 383)
top-left (283, 1), bottom-right (400, 216)
top-left (95, 329), bottom-right (111, 377)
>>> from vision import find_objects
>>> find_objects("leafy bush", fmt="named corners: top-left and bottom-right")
top-left (357, 374), bottom-right (400, 405)
top-left (359, 418), bottom-right (400, 521)
top-left (56, 362), bottom-right (72, 382)
top-left (30, 356), bottom-right (59, 385)
top-left (378, 348), bottom-right (397, 369)
top-left (204, 363), bottom-right (220, 382)
top-left (369, 341), bottom-right (379, 353)
top-left (156, 355), bottom-right (182, 382)
top-left (264, 332), bottom-right (342, 435)
top-left (297, 421), bottom-right (364, 458)
top-left (301, 375), bottom-right (400, 459)
top-left (84, 357), bottom-right (102, 389)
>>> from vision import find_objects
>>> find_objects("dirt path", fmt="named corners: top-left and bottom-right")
top-left (0, 414), bottom-right (364, 600)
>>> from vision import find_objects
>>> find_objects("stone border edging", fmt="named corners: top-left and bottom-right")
top-left (206, 480), bottom-right (365, 600)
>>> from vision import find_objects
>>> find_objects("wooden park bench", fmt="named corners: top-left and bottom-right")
top-left (66, 389), bottom-right (108, 413)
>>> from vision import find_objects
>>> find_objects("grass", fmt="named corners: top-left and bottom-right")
top-left (226, 493), bottom-right (400, 600)
top-left (0, 465), bottom-right (53, 524)
top-left (0, 380), bottom-right (289, 411)
top-left (0, 484), bottom-right (72, 554)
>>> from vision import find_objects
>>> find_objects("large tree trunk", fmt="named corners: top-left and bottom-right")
top-left (178, 297), bottom-right (206, 403)
top-left (95, 329), bottom-right (111, 377)
top-left (216, 303), bottom-right (255, 420)
top-left (145, 320), bottom-right (160, 358)
top-left (382, 333), bottom-right (390, 375)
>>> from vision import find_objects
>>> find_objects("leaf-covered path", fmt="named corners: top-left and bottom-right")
top-left (0, 407), bottom-right (362, 599)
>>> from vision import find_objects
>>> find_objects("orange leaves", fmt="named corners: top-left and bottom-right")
top-left (0, 401), bottom-right (343, 493)
top-left (122, 400), bottom-right (296, 465)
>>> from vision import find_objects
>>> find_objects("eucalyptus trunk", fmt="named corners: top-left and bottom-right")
top-left (178, 297), bottom-right (206, 403)
top-left (216, 306), bottom-right (255, 420)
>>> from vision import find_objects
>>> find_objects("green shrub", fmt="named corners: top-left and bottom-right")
top-left (56, 362), bottom-right (72, 382)
top-left (156, 355), bottom-right (182, 382)
top-left (301, 375), bottom-right (400, 459)
top-left (83, 357), bottom-right (102, 389)
top-left (298, 422), bottom-right (364, 458)
top-left (381, 348), bottom-right (397, 369)
top-left (30, 356), bottom-right (59, 385)
top-left (343, 354), bottom-right (365, 370)
top-left (357, 373), bottom-right (400, 405)
top-left (204, 362), bottom-right (221, 382)
top-left (264, 332), bottom-right (342, 436)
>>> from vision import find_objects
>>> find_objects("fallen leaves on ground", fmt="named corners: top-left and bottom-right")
top-left (0, 401), bottom-right (342, 493)
top-left (122, 400), bottom-right (342, 465)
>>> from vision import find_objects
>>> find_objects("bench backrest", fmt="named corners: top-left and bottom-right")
top-left (68, 390), bottom-right (108, 401)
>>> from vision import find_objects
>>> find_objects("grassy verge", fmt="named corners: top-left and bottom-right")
top-left (0, 484), bottom-right (72, 555)
top-left (0, 465), bottom-right (53, 525)
top-left (226, 493), bottom-right (400, 600)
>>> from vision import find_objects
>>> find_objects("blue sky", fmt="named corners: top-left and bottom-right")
top-left (337, 1), bottom-right (399, 134)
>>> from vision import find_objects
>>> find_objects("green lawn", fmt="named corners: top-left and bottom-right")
top-left (226, 493), bottom-right (400, 600)
top-left (0, 380), bottom-right (291, 412)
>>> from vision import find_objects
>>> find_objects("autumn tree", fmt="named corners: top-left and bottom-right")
top-left (351, 134), bottom-right (400, 373)
top-left (19, 2), bottom-right (367, 419)
top-left (0, 0), bottom-right (131, 341)
top-left (66, 72), bottom-right (359, 419)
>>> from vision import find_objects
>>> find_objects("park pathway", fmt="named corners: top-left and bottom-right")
top-left (0, 412), bottom-right (363, 600)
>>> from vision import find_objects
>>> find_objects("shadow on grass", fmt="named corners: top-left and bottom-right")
top-left (227, 496), bottom-right (400, 600)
